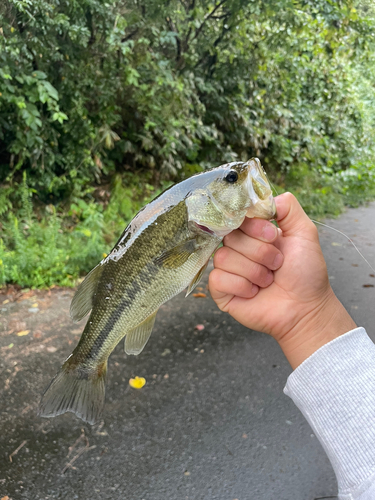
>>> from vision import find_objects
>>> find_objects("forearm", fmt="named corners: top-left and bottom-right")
top-left (284, 327), bottom-right (375, 499)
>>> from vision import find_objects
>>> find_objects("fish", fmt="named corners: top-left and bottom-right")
top-left (39, 158), bottom-right (276, 424)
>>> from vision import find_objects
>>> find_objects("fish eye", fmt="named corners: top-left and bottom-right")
top-left (224, 171), bottom-right (238, 183)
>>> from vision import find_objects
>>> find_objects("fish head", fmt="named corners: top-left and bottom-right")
top-left (187, 158), bottom-right (276, 237)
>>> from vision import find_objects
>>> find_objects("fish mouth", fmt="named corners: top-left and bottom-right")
top-left (244, 159), bottom-right (277, 220)
top-left (245, 195), bottom-right (277, 220)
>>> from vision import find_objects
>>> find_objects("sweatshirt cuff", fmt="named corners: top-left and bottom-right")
top-left (284, 327), bottom-right (375, 497)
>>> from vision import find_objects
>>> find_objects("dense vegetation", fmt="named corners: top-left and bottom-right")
top-left (1, 0), bottom-right (375, 287)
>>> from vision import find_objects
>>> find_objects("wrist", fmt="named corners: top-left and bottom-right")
top-left (277, 289), bottom-right (357, 369)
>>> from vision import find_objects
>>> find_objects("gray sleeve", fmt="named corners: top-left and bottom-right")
top-left (284, 327), bottom-right (375, 500)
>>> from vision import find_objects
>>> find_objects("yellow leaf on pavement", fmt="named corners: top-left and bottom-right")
top-left (129, 376), bottom-right (146, 389)
top-left (17, 330), bottom-right (30, 337)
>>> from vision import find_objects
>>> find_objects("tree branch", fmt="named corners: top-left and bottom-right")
top-left (121, 28), bottom-right (139, 43)
top-left (191, 0), bottom-right (227, 42)
top-left (166, 17), bottom-right (182, 63)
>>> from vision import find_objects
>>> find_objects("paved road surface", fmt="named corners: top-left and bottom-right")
top-left (1, 202), bottom-right (375, 500)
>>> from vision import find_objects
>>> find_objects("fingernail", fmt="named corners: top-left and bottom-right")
top-left (262, 224), bottom-right (277, 241)
top-left (273, 254), bottom-right (283, 269)
top-left (251, 284), bottom-right (259, 295)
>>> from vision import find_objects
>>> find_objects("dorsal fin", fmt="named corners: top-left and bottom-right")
top-left (70, 264), bottom-right (103, 322)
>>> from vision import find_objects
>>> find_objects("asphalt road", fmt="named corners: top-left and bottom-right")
top-left (1, 202), bottom-right (375, 500)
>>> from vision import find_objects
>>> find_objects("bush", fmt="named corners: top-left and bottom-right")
top-left (0, 173), bottom-right (169, 287)
top-left (1, 0), bottom-right (375, 198)
top-left (1, 0), bottom-right (375, 288)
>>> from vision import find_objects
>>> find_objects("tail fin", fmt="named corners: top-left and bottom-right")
top-left (38, 362), bottom-right (107, 425)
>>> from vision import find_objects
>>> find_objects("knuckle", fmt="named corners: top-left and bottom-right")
top-left (283, 191), bottom-right (296, 204)
top-left (209, 268), bottom-right (227, 293)
top-left (213, 246), bottom-right (230, 268)
top-left (223, 229), bottom-right (239, 247)
top-left (253, 242), bottom-right (268, 264)
top-left (308, 222), bottom-right (319, 239)
top-left (235, 276), bottom-right (247, 294)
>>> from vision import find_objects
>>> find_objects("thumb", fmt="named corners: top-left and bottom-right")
top-left (275, 192), bottom-right (316, 237)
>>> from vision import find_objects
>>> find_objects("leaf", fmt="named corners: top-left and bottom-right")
top-left (33, 71), bottom-right (47, 80)
top-left (17, 330), bottom-right (30, 336)
top-left (41, 80), bottom-right (59, 100)
top-left (52, 111), bottom-right (68, 123)
top-left (129, 376), bottom-right (146, 389)
top-left (363, 284), bottom-right (374, 288)
top-left (81, 228), bottom-right (92, 237)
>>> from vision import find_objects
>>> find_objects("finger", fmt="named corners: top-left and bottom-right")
top-left (275, 193), bottom-right (317, 239)
top-left (213, 246), bottom-right (274, 288)
top-left (240, 218), bottom-right (278, 243)
top-left (272, 227), bottom-right (284, 251)
top-left (209, 268), bottom-right (259, 302)
top-left (223, 230), bottom-right (284, 270)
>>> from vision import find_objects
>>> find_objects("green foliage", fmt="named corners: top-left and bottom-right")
top-left (0, 177), bottom-right (104, 287)
top-left (0, 173), bottom-right (169, 287)
top-left (1, 0), bottom-right (375, 197)
top-left (280, 162), bottom-right (375, 218)
top-left (1, 0), bottom-right (375, 288)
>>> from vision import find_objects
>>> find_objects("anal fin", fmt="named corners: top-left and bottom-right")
top-left (125, 310), bottom-right (158, 355)
top-left (185, 260), bottom-right (210, 297)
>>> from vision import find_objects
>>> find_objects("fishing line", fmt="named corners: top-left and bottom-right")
top-left (310, 219), bottom-right (375, 274)
top-left (264, 170), bottom-right (280, 197)
top-left (264, 169), bottom-right (374, 273)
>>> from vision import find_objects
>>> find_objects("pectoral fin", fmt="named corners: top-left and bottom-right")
top-left (70, 264), bottom-right (104, 322)
top-left (154, 240), bottom-right (197, 269)
top-left (185, 260), bottom-right (209, 297)
top-left (125, 310), bottom-right (158, 355)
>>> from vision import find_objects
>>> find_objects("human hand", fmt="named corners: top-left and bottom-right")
top-left (209, 192), bottom-right (356, 368)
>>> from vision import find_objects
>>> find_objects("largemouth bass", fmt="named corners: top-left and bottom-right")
top-left (39, 158), bottom-right (276, 424)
